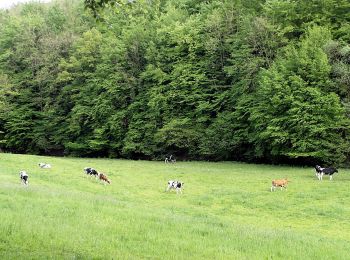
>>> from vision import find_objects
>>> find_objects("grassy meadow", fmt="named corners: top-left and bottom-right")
top-left (0, 153), bottom-right (350, 259)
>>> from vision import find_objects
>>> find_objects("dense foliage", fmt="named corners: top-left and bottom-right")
top-left (0, 0), bottom-right (350, 165)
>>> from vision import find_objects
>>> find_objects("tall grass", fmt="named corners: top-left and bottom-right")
top-left (0, 153), bottom-right (349, 259)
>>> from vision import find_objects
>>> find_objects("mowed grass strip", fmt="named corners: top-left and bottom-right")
top-left (0, 153), bottom-right (350, 259)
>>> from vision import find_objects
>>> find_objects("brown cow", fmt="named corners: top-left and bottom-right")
top-left (99, 173), bottom-right (111, 184)
top-left (271, 178), bottom-right (288, 192)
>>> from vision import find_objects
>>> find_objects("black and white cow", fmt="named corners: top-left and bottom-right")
top-left (84, 167), bottom-right (98, 177)
top-left (165, 155), bottom-right (176, 164)
top-left (166, 180), bottom-right (184, 194)
top-left (315, 165), bottom-right (338, 181)
top-left (19, 170), bottom-right (29, 185)
top-left (39, 162), bottom-right (51, 169)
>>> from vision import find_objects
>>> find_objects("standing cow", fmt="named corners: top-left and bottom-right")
top-left (165, 155), bottom-right (176, 164)
top-left (98, 173), bottom-right (111, 185)
top-left (84, 167), bottom-right (98, 177)
top-left (271, 178), bottom-right (288, 192)
top-left (20, 171), bottom-right (29, 185)
top-left (315, 165), bottom-right (338, 181)
top-left (166, 180), bottom-right (184, 194)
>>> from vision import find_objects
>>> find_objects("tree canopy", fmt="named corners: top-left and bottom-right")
top-left (0, 0), bottom-right (350, 165)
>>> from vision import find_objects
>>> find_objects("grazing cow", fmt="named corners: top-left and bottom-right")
top-left (19, 171), bottom-right (29, 185)
top-left (315, 165), bottom-right (338, 181)
top-left (84, 167), bottom-right (98, 177)
top-left (166, 180), bottom-right (184, 194)
top-left (271, 178), bottom-right (288, 192)
top-left (98, 173), bottom-right (111, 184)
top-left (165, 155), bottom-right (176, 164)
top-left (39, 162), bottom-right (51, 169)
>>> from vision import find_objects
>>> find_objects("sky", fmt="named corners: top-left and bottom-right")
top-left (0, 0), bottom-right (52, 9)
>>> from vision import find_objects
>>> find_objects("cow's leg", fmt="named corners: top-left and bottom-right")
top-left (330, 175), bottom-right (333, 181)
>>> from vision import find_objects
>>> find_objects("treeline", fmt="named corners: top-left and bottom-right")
top-left (0, 0), bottom-right (350, 165)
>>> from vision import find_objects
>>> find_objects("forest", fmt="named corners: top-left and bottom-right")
top-left (0, 0), bottom-right (349, 165)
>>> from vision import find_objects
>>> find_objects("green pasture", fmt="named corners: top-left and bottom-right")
top-left (0, 153), bottom-right (349, 259)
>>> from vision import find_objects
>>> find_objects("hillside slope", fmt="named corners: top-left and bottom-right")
top-left (1, 153), bottom-right (350, 259)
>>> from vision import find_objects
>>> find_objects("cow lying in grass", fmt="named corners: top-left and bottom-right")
top-left (315, 165), bottom-right (338, 181)
top-left (20, 171), bottom-right (29, 185)
top-left (98, 173), bottom-right (111, 184)
top-left (271, 178), bottom-right (288, 192)
top-left (39, 163), bottom-right (51, 169)
top-left (166, 180), bottom-right (184, 194)
top-left (84, 167), bottom-right (98, 177)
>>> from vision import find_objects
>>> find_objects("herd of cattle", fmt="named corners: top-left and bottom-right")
top-left (19, 162), bottom-right (185, 193)
top-left (19, 164), bottom-right (112, 186)
top-left (18, 162), bottom-right (338, 193)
